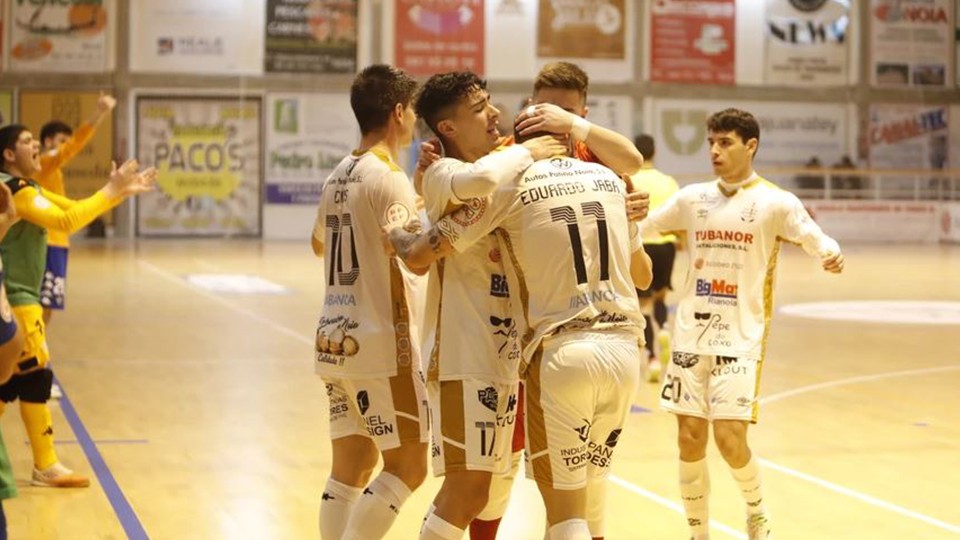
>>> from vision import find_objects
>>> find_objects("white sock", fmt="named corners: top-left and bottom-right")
top-left (679, 459), bottom-right (710, 538)
top-left (730, 455), bottom-right (765, 516)
top-left (342, 472), bottom-right (412, 540)
top-left (585, 477), bottom-right (607, 538)
top-left (319, 478), bottom-right (363, 540)
top-left (419, 512), bottom-right (465, 540)
top-left (420, 504), bottom-right (436, 535)
top-left (547, 519), bottom-right (591, 540)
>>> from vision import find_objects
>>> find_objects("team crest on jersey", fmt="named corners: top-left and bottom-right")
top-left (478, 387), bottom-right (499, 412)
top-left (451, 197), bottom-right (486, 226)
top-left (604, 429), bottom-right (622, 448)
top-left (740, 203), bottom-right (758, 223)
top-left (384, 202), bottom-right (410, 227)
top-left (673, 352), bottom-right (700, 369)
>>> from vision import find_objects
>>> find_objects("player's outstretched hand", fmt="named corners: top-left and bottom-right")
top-left (822, 252), bottom-right (844, 273)
top-left (97, 91), bottom-right (117, 113)
top-left (520, 135), bottom-right (568, 160)
top-left (418, 139), bottom-right (441, 172)
top-left (515, 103), bottom-right (576, 137)
top-left (106, 160), bottom-right (157, 198)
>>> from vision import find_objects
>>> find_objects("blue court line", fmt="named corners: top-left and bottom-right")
top-left (54, 375), bottom-right (149, 540)
top-left (630, 405), bottom-right (652, 414)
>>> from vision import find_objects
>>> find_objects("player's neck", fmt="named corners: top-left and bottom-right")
top-left (720, 167), bottom-right (754, 185)
top-left (357, 133), bottom-right (399, 163)
top-left (3, 164), bottom-right (29, 179)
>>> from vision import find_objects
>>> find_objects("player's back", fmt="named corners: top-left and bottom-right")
top-left (494, 157), bottom-right (645, 362)
top-left (314, 147), bottom-right (423, 380)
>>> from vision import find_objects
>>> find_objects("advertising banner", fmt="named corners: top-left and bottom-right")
top-left (19, 91), bottom-right (114, 200)
top-left (394, 0), bottom-right (484, 75)
top-left (651, 98), bottom-right (849, 180)
top-left (265, 93), bottom-right (358, 205)
top-left (136, 96), bottom-right (263, 237)
top-left (7, 0), bottom-right (114, 72)
top-left (130, 0), bottom-right (265, 74)
top-left (537, 0), bottom-right (626, 59)
top-left (650, 0), bottom-right (736, 84)
top-left (264, 0), bottom-right (358, 73)
top-left (764, 0), bottom-right (850, 85)
top-left (871, 0), bottom-right (953, 86)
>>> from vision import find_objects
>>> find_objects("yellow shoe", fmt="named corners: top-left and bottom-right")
top-left (31, 462), bottom-right (90, 488)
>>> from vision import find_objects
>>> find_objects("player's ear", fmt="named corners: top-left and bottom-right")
top-left (393, 103), bottom-right (405, 123)
top-left (746, 138), bottom-right (758, 157)
top-left (581, 105), bottom-right (589, 119)
top-left (1, 148), bottom-right (13, 165)
top-left (435, 118), bottom-right (455, 140)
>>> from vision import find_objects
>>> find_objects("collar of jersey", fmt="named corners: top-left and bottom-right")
top-left (716, 171), bottom-right (760, 197)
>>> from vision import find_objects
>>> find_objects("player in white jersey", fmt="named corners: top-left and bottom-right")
top-left (641, 109), bottom-right (844, 540)
top-left (312, 64), bottom-right (430, 540)
top-left (389, 141), bottom-right (653, 540)
top-left (410, 71), bottom-right (566, 540)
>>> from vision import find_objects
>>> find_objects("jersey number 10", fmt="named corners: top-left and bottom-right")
top-left (550, 202), bottom-right (610, 285)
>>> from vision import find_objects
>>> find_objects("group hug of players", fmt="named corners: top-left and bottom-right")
top-left (312, 63), bottom-right (844, 540)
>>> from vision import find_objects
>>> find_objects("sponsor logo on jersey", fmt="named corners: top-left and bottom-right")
top-left (478, 387), bottom-right (499, 412)
top-left (604, 429), bottom-right (622, 448)
top-left (711, 358), bottom-right (750, 377)
top-left (695, 230), bottom-right (754, 243)
top-left (316, 316), bottom-right (361, 358)
top-left (695, 312), bottom-right (733, 347)
top-left (573, 419), bottom-right (592, 443)
top-left (673, 351), bottom-right (700, 368)
top-left (696, 279), bottom-right (739, 305)
top-left (568, 289), bottom-right (620, 308)
top-left (490, 274), bottom-right (509, 298)
top-left (357, 391), bottom-right (370, 415)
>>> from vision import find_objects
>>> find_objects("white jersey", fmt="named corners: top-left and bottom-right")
top-left (641, 175), bottom-right (840, 359)
top-left (420, 145), bottom-right (532, 383)
top-left (312, 146), bottom-right (426, 379)
top-left (437, 156), bottom-right (646, 373)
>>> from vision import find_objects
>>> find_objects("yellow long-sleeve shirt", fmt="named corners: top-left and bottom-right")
top-left (0, 175), bottom-right (120, 306)
top-left (36, 123), bottom-right (97, 248)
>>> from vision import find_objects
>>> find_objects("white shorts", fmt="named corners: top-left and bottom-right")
top-left (323, 370), bottom-right (430, 451)
top-left (660, 351), bottom-right (762, 423)
top-left (429, 378), bottom-right (520, 476)
top-left (524, 330), bottom-right (640, 490)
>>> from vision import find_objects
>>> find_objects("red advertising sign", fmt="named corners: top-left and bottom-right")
top-left (394, 0), bottom-right (484, 76)
top-left (650, 0), bottom-right (736, 84)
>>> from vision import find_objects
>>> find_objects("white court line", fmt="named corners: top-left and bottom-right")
top-left (142, 258), bottom-right (960, 534)
top-left (138, 260), bottom-right (313, 346)
top-left (759, 459), bottom-right (960, 535)
top-left (760, 365), bottom-right (960, 405)
top-left (608, 476), bottom-right (747, 539)
top-left (757, 365), bottom-right (960, 534)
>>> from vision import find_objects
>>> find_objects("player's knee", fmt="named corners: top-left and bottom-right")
top-left (448, 472), bottom-right (493, 515)
top-left (18, 368), bottom-right (53, 403)
top-left (677, 423), bottom-right (709, 454)
top-left (382, 445), bottom-right (428, 489)
top-left (712, 426), bottom-right (748, 460)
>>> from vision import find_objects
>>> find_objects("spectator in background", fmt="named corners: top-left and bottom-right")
top-left (832, 155), bottom-right (862, 199)
top-left (795, 156), bottom-right (824, 196)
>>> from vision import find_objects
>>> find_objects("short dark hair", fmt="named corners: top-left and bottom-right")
top-left (415, 71), bottom-right (487, 138)
top-left (40, 121), bottom-right (73, 144)
top-left (0, 124), bottom-right (29, 172)
top-left (533, 62), bottom-right (589, 98)
top-left (350, 64), bottom-right (418, 135)
top-left (634, 134), bottom-right (655, 161)
top-left (707, 108), bottom-right (760, 147)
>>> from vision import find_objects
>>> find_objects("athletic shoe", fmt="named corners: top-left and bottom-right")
top-left (31, 462), bottom-right (90, 488)
top-left (747, 513), bottom-right (771, 540)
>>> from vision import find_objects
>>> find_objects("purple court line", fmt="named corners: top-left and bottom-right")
top-left (54, 375), bottom-right (149, 540)
top-left (28, 440), bottom-right (149, 446)
top-left (630, 405), bottom-right (652, 413)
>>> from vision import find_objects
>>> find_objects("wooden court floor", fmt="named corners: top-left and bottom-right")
top-left (2, 240), bottom-right (958, 539)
